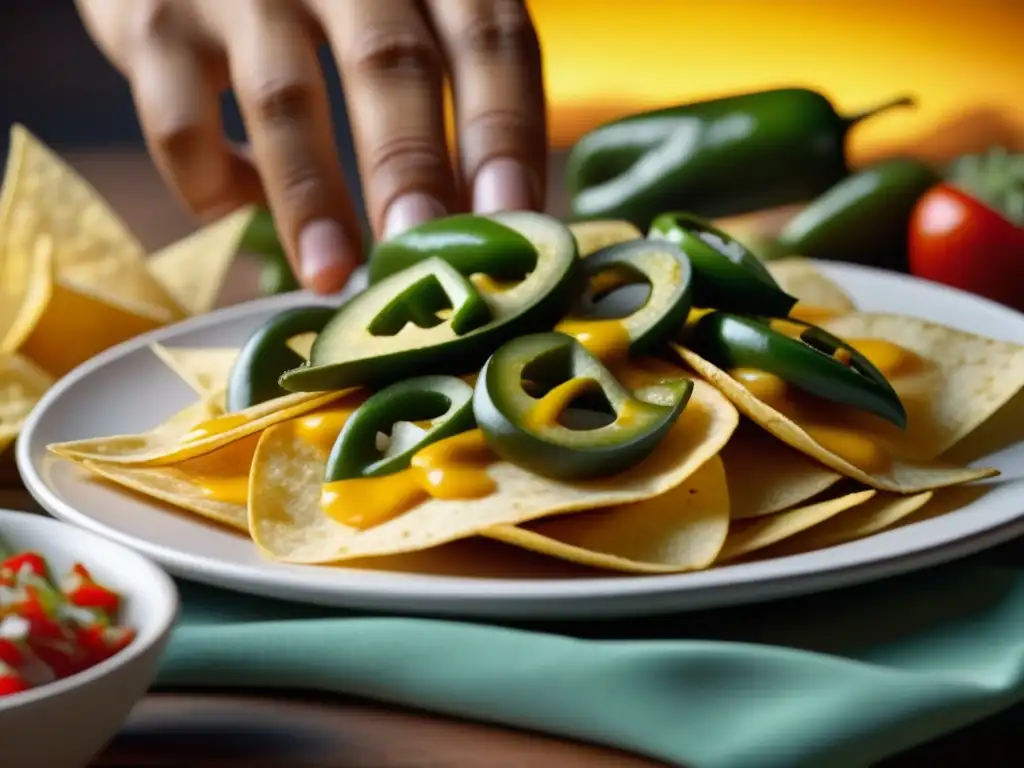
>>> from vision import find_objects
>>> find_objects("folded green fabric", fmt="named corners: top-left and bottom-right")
top-left (156, 537), bottom-right (1024, 768)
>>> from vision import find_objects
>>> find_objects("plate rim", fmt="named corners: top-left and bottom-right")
top-left (15, 262), bottom-right (1024, 619)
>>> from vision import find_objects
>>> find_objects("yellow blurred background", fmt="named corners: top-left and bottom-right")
top-left (531, 0), bottom-right (1023, 163)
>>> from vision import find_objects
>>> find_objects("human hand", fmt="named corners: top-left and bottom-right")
top-left (75, 0), bottom-right (547, 294)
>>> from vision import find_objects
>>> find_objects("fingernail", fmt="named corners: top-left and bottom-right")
top-left (384, 193), bottom-right (446, 239)
top-left (299, 219), bottom-right (356, 294)
top-left (473, 158), bottom-right (533, 214)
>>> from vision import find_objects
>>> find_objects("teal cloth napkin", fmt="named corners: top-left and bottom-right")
top-left (155, 536), bottom-right (1024, 768)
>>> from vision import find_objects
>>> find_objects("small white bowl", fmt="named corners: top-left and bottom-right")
top-left (0, 508), bottom-right (178, 768)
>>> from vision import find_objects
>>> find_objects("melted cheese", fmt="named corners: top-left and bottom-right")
top-left (181, 413), bottom-right (249, 442)
top-left (788, 303), bottom-right (843, 324)
top-left (292, 402), bottom-right (365, 456)
top-left (195, 476), bottom-right (250, 505)
top-left (555, 318), bottom-right (632, 364)
top-left (320, 429), bottom-right (498, 529)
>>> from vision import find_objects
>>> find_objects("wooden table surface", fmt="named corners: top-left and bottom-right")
top-left (1, 150), bottom-right (1016, 767)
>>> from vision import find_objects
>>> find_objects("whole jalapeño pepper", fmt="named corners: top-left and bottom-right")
top-left (473, 333), bottom-right (692, 480)
top-left (685, 312), bottom-right (906, 428)
top-left (769, 157), bottom-right (940, 272)
top-left (567, 88), bottom-right (915, 229)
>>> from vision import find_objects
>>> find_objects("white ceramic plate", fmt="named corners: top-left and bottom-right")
top-left (17, 263), bottom-right (1024, 620)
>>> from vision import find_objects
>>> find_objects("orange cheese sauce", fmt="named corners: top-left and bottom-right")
top-left (726, 336), bottom-right (921, 473)
top-left (320, 429), bottom-right (497, 529)
top-left (292, 400), bottom-right (366, 456)
top-left (181, 412), bottom-right (249, 442)
top-left (196, 476), bottom-right (250, 505)
top-left (555, 318), bottom-right (632, 364)
top-left (788, 304), bottom-right (844, 325)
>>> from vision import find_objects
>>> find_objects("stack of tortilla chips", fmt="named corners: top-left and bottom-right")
top-left (0, 125), bottom-right (258, 457)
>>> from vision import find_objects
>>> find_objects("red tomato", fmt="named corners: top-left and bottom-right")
top-left (908, 183), bottom-right (1024, 310)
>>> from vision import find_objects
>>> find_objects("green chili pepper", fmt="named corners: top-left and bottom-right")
top-left (226, 305), bottom-right (337, 411)
top-left (368, 214), bottom-right (539, 284)
top-left (649, 212), bottom-right (796, 316)
top-left (768, 157), bottom-right (940, 272)
top-left (567, 88), bottom-right (915, 229)
top-left (280, 212), bottom-right (580, 392)
top-left (685, 312), bottom-right (906, 428)
top-left (473, 333), bottom-right (693, 480)
top-left (325, 375), bottom-right (475, 481)
top-left (569, 238), bottom-right (693, 355)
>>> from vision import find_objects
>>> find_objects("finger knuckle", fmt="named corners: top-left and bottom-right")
top-left (274, 165), bottom-right (331, 218)
top-left (348, 25), bottom-right (441, 80)
top-left (242, 76), bottom-right (317, 127)
top-left (464, 107), bottom-right (543, 153)
top-left (366, 135), bottom-right (448, 196)
top-left (456, 2), bottom-right (538, 61)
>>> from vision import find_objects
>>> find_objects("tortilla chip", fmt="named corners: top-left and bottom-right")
top-left (722, 421), bottom-right (841, 518)
top-left (716, 489), bottom-right (876, 562)
top-left (0, 125), bottom-right (184, 321)
top-left (81, 434), bottom-right (260, 532)
top-left (48, 389), bottom-right (346, 467)
top-left (766, 257), bottom-right (856, 319)
top-left (150, 344), bottom-right (239, 399)
top-left (821, 313), bottom-right (1024, 459)
top-left (483, 455), bottom-right (729, 573)
top-left (18, 270), bottom-right (166, 378)
top-left (763, 490), bottom-right (935, 557)
top-left (0, 232), bottom-right (53, 354)
top-left (148, 207), bottom-right (256, 316)
top-left (675, 336), bottom-right (1000, 493)
top-left (0, 352), bottom-right (53, 454)
top-left (568, 220), bottom-right (642, 257)
top-left (249, 379), bottom-right (739, 563)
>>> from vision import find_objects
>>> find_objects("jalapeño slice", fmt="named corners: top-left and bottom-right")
top-left (325, 375), bottom-right (475, 481)
top-left (566, 239), bottom-right (693, 356)
top-left (649, 212), bottom-right (797, 317)
top-left (280, 212), bottom-right (579, 392)
top-left (686, 311), bottom-right (907, 428)
top-left (368, 213), bottom-right (538, 284)
top-left (226, 305), bottom-right (336, 411)
top-left (473, 333), bottom-right (692, 480)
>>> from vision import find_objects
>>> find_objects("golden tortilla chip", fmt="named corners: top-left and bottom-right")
top-left (716, 489), bottom-right (876, 562)
top-left (48, 389), bottom-right (345, 467)
top-left (249, 379), bottom-right (739, 563)
top-left (0, 232), bottom-right (53, 354)
top-left (81, 434), bottom-right (259, 532)
top-left (822, 314), bottom-right (1024, 459)
top-left (0, 125), bottom-right (184, 321)
top-left (0, 352), bottom-right (53, 454)
top-left (675, 315), bottom-right (1009, 493)
top-left (150, 344), bottom-right (239, 399)
top-left (568, 220), bottom-right (642, 257)
top-left (721, 421), bottom-right (841, 518)
top-left (483, 455), bottom-right (729, 573)
top-left (17, 266), bottom-right (166, 378)
top-left (766, 257), bottom-right (856, 321)
top-left (763, 490), bottom-right (935, 557)
top-left (147, 207), bottom-right (256, 316)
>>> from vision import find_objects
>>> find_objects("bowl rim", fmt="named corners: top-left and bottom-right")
top-left (0, 508), bottom-right (179, 711)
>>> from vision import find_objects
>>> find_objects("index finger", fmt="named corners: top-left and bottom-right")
top-left (424, 0), bottom-right (547, 214)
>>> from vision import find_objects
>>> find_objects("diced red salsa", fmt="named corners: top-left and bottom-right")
top-left (0, 542), bottom-right (135, 697)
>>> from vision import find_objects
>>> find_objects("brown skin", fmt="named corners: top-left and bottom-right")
top-left (74, 0), bottom-right (548, 294)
